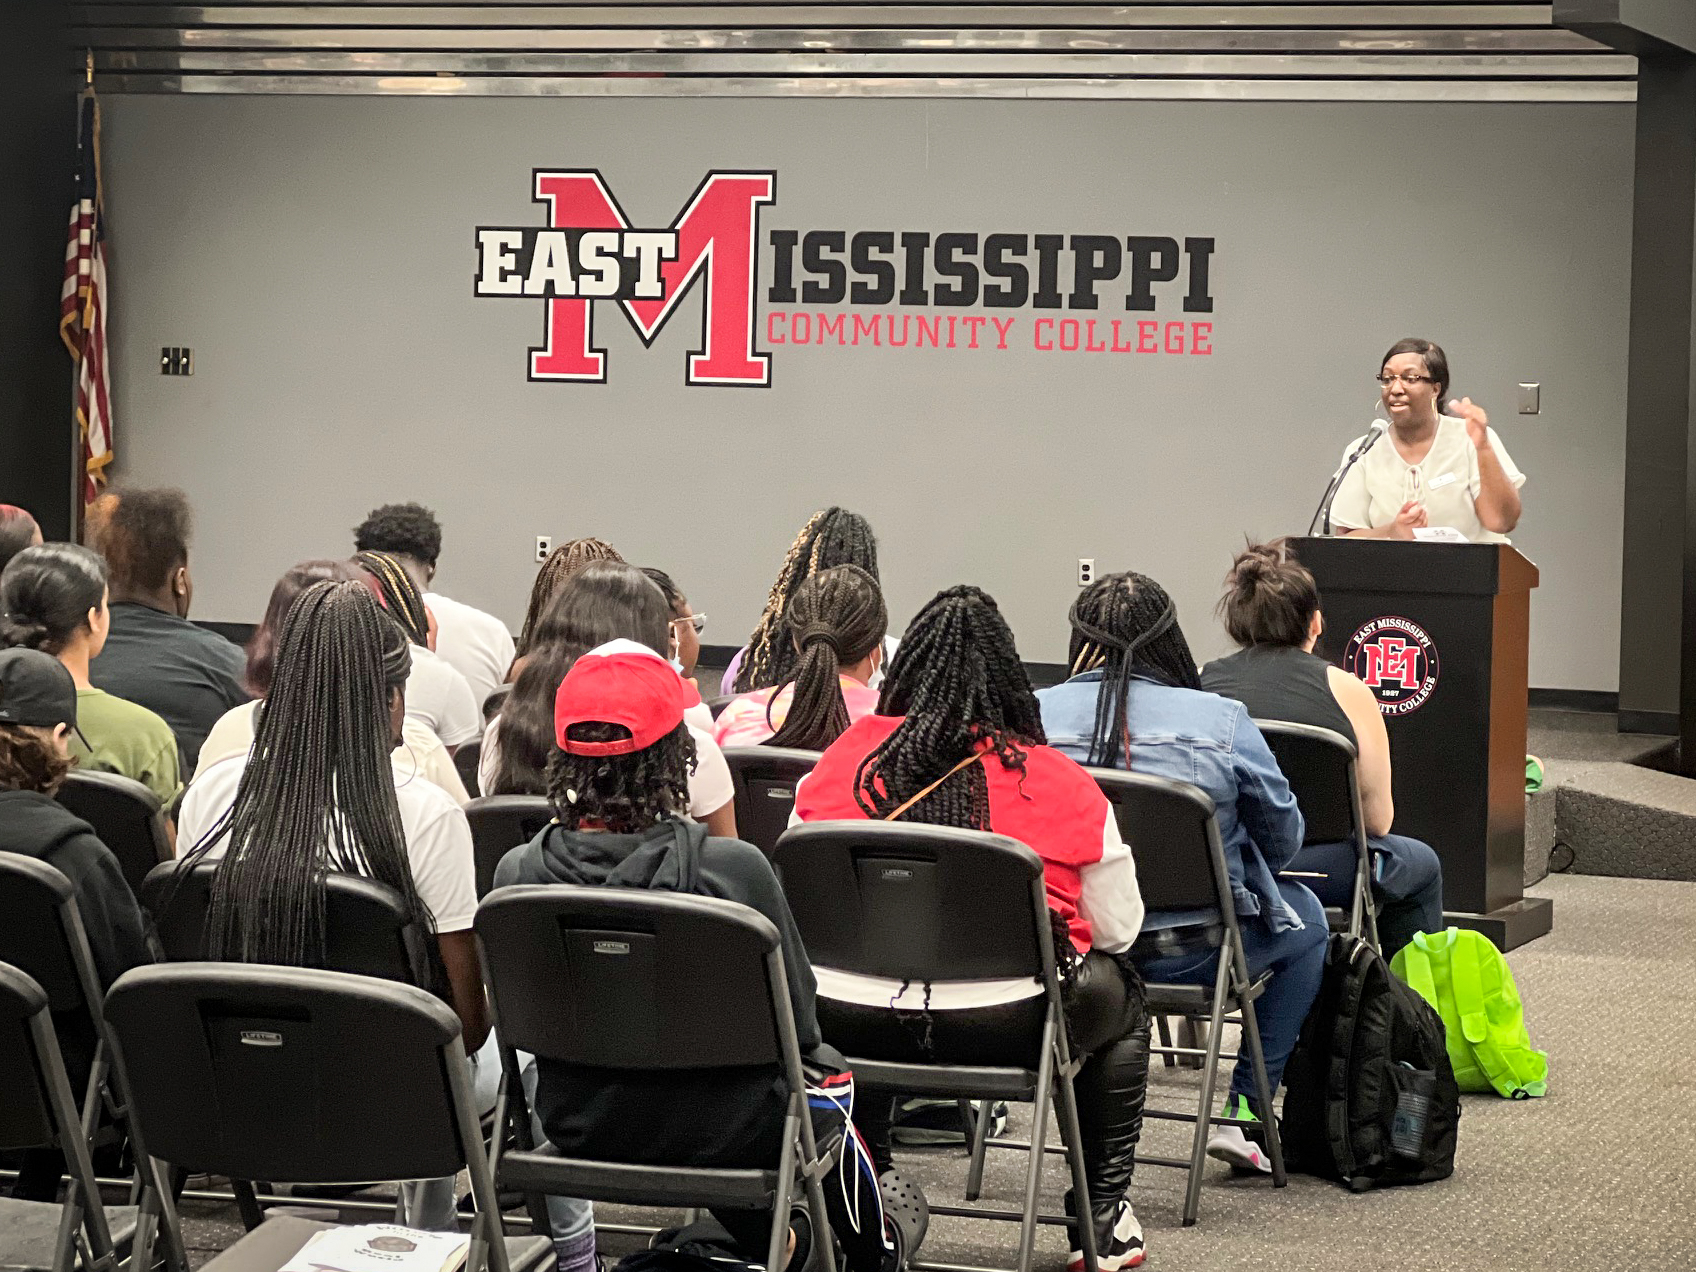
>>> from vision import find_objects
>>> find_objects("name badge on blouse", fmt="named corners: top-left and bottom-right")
top-left (1427, 471), bottom-right (1459, 491)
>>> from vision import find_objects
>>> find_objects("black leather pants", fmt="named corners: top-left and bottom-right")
top-left (820, 950), bottom-right (1150, 1242)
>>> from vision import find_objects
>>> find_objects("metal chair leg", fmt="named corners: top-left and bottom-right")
top-left (1155, 1015), bottom-right (1175, 1068)
top-left (1015, 1016), bottom-right (1059, 1272)
top-left (1053, 1061), bottom-right (1098, 1272)
top-left (766, 1100), bottom-right (801, 1272)
top-left (963, 1099), bottom-right (993, 1201)
top-left (1178, 1016), bottom-right (1208, 1071)
top-left (1236, 985), bottom-right (1287, 1188)
top-left (1182, 958), bottom-right (1233, 1227)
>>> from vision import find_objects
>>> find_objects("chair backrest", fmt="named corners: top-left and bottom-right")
top-left (0, 960), bottom-right (83, 1153)
top-left (704, 693), bottom-right (736, 720)
top-left (141, 860), bottom-right (418, 983)
top-left (477, 886), bottom-right (786, 1071)
top-left (0, 855), bottom-right (106, 1018)
top-left (723, 746), bottom-right (820, 857)
top-left (1253, 719), bottom-right (1362, 847)
top-left (1088, 768), bottom-right (1236, 917)
top-left (104, 963), bottom-right (471, 1185)
top-left (773, 821), bottom-right (1050, 983)
top-left (482, 684), bottom-right (511, 723)
top-left (55, 770), bottom-right (172, 898)
top-left (455, 737), bottom-right (483, 800)
top-left (465, 795), bottom-right (554, 898)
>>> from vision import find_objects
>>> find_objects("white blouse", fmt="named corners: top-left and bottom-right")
top-left (1330, 414), bottom-right (1526, 544)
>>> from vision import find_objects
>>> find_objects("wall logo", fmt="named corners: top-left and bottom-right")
top-left (1345, 617), bottom-right (1439, 716)
top-left (473, 168), bottom-right (1218, 387)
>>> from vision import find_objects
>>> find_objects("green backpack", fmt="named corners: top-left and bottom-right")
top-left (1390, 929), bottom-right (1549, 1100)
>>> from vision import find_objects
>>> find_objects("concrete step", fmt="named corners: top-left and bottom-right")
top-left (1546, 759), bottom-right (1696, 882)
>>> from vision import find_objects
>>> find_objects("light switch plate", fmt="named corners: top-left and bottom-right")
top-left (1517, 382), bottom-right (1540, 415)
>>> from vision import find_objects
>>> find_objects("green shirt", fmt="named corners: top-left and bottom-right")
top-left (70, 687), bottom-right (183, 807)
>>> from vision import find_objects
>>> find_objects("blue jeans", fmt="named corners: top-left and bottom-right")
top-left (1292, 833), bottom-right (1444, 957)
top-left (396, 1038), bottom-right (596, 1245)
top-left (1135, 879), bottom-right (1327, 1102)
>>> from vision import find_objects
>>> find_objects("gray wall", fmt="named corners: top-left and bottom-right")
top-left (101, 95), bottom-right (1632, 687)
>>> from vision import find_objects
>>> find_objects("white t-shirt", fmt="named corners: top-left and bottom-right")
top-left (478, 714), bottom-right (735, 822)
top-left (1330, 414), bottom-right (1526, 544)
top-left (199, 700), bottom-right (469, 806)
top-left (178, 750), bottom-right (479, 933)
top-left (425, 592), bottom-right (515, 713)
top-left (406, 644), bottom-right (482, 747)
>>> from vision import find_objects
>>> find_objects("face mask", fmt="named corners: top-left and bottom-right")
top-left (669, 657), bottom-right (686, 674)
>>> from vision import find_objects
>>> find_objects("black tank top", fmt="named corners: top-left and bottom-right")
top-left (1199, 644), bottom-right (1357, 747)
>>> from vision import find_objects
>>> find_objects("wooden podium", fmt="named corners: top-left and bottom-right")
top-left (1291, 538), bottom-right (1551, 949)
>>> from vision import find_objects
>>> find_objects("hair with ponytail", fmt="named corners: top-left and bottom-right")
top-left (764, 564), bottom-right (886, 751)
top-left (1067, 572), bottom-right (1202, 768)
top-left (0, 544), bottom-right (107, 656)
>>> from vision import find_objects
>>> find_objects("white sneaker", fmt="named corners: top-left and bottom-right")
top-left (1067, 1198), bottom-right (1145, 1272)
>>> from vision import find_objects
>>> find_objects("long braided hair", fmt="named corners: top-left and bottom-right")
top-left (177, 581), bottom-right (435, 973)
top-left (854, 585), bottom-right (1043, 828)
top-left (354, 549), bottom-right (430, 646)
top-left (735, 508), bottom-right (879, 693)
top-left (1067, 571), bottom-right (1202, 768)
top-left (516, 538), bottom-right (624, 657)
top-left (765, 564), bottom-right (886, 751)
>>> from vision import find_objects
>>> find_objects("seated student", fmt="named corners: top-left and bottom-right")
top-left (509, 538), bottom-right (624, 682)
top-left (795, 586), bottom-right (1150, 1272)
top-left (725, 508), bottom-right (896, 695)
top-left (198, 560), bottom-right (468, 804)
top-left (641, 566), bottom-right (703, 681)
top-left (483, 561), bottom-right (736, 839)
top-left (0, 647), bottom-right (154, 1202)
top-left (0, 544), bottom-right (181, 806)
top-left (1201, 541), bottom-right (1444, 955)
top-left (84, 489), bottom-right (249, 774)
top-left (1037, 571), bottom-right (1324, 1175)
top-left (175, 580), bottom-right (487, 1233)
top-left (354, 550), bottom-right (482, 749)
top-left (0, 505), bottom-right (43, 576)
top-left (354, 502), bottom-right (515, 711)
top-left (494, 639), bottom-right (911, 1272)
top-left (714, 565), bottom-right (886, 751)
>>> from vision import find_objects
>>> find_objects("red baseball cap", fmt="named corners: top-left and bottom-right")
top-left (554, 639), bottom-right (702, 757)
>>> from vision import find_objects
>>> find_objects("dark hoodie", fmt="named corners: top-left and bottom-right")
top-left (494, 818), bottom-right (821, 1168)
top-left (0, 789), bottom-right (154, 1080)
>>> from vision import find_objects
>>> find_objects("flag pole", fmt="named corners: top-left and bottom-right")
top-left (71, 51), bottom-right (94, 540)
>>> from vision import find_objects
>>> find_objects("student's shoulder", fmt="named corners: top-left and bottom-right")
top-left (396, 770), bottom-right (469, 827)
top-left (85, 689), bottom-right (177, 739)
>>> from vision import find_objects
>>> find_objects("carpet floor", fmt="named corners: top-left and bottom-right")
top-left (180, 873), bottom-right (1692, 1272)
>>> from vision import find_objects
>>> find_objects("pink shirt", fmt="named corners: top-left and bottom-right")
top-left (712, 675), bottom-right (881, 748)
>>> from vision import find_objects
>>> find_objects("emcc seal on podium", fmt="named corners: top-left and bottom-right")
top-left (1345, 616), bottom-right (1439, 715)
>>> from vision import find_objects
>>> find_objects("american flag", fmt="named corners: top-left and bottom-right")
top-left (60, 88), bottom-right (114, 507)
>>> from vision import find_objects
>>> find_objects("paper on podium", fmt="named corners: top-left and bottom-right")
top-left (1412, 526), bottom-right (1471, 544)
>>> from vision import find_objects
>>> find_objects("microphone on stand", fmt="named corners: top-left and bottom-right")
top-left (1308, 417), bottom-right (1391, 536)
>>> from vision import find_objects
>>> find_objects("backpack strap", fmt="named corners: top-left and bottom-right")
top-left (1397, 938), bottom-right (1439, 1010)
top-left (1450, 935), bottom-right (1522, 1097)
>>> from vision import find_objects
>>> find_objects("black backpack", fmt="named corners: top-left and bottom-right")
top-left (1279, 933), bottom-right (1461, 1191)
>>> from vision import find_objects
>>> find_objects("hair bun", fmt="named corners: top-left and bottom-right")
top-left (0, 614), bottom-right (51, 651)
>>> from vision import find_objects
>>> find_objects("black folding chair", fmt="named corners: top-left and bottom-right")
top-left (1090, 768), bottom-right (1287, 1227)
top-left (482, 685), bottom-right (512, 723)
top-left (456, 737), bottom-right (484, 799)
top-left (464, 796), bottom-right (555, 898)
top-left (476, 886), bottom-right (838, 1272)
top-left (722, 747), bottom-right (819, 857)
top-left (103, 963), bottom-right (551, 1272)
top-left (55, 771), bottom-right (173, 899)
top-left (774, 822), bottom-right (1097, 1272)
top-left (1255, 719), bottom-right (1380, 948)
top-left (0, 855), bottom-right (139, 1204)
top-left (141, 860), bottom-right (418, 982)
top-left (0, 960), bottom-right (133, 1272)
top-left (704, 694), bottom-right (737, 720)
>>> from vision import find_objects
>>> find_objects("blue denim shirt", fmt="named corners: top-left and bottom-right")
top-left (1036, 670), bottom-right (1307, 933)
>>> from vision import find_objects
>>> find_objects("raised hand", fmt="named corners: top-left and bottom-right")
top-left (1450, 396), bottom-right (1490, 449)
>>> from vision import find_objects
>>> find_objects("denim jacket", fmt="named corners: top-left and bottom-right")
top-left (1036, 670), bottom-right (1307, 933)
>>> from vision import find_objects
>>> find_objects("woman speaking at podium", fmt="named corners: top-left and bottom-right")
top-left (1329, 338), bottom-right (1526, 542)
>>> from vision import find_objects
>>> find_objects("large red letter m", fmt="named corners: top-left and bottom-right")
top-left (529, 170), bottom-right (775, 387)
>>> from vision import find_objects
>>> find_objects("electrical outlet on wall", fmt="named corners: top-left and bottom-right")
top-left (1078, 558), bottom-right (1095, 587)
top-left (535, 535), bottom-right (552, 563)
